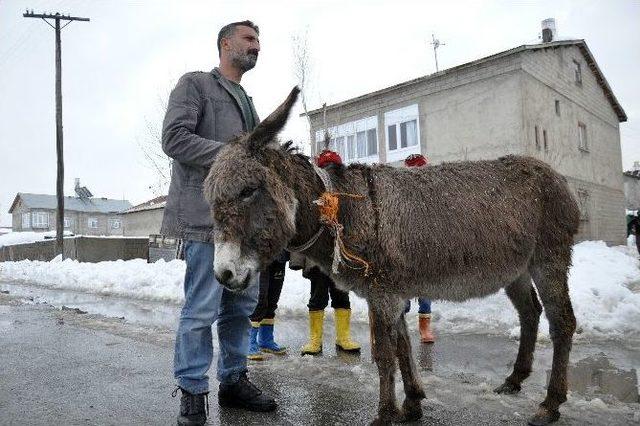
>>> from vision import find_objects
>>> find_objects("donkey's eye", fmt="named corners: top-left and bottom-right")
top-left (239, 187), bottom-right (258, 201)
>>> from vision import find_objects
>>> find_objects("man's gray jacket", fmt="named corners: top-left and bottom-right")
top-left (160, 68), bottom-right (259, 243)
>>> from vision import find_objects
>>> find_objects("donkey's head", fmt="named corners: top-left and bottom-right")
top-left (204, 87), bottom-right (301, 291)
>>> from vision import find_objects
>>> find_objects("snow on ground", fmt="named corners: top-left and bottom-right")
top-left (1, 241), bottom-right (639, 341)
top-left (0, 230), bottom-right (73, 247)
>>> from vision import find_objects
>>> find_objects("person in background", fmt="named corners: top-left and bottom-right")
top-left (247, 251), bottom-right (289, 360)
top-left (290, 149), bottom-right (361, 356)
top-left (628, 211), bottom-right (640, 256)
top-left (404, 153), bottom-right (435, 344)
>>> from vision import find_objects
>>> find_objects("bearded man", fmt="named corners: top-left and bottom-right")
top-left (161, 20), bottom-right (276, 426)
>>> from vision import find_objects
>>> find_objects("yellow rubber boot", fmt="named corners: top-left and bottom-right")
top-left (334, 308), bottom-right (361, 353)
top-left (301, 310), bottom-right (324, 355)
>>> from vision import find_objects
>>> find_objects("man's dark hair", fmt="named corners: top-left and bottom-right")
top-left (217, 20), bottom-right (259, 57)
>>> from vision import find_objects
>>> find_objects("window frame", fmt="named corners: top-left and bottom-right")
top-left (384, 104), bottom-right (421, 163)
top-left (63, 217), bottom-right (71, 228)
top-left (573, 59), bottom-right (582, 86)
top-left (88, 217), bottom-right (99, 229)
top-left (534, 125), bottom-right (540, 150)
top-left (315, 116), bottom-right (379, 165)
top-left (578, 122), bottom-right (588, 152)
top-left (543, 129), bottom-right (548, 152)
top-left (109, 218), bottom-right (121, 230)
top-left (32, 211), bottom-right (49, 229)
top-left (22, 212), bottom-right (31, 229)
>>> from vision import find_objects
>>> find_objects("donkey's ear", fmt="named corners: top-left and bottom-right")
top-left (247, 86), bottom-right (300, 152)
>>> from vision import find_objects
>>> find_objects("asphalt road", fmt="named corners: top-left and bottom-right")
top-left (0, 288), bottom-right (638, 425)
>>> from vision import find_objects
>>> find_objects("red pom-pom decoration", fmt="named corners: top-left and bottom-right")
top-left (316, 149), bottom-right (343, 168)
top-left (404, 154), bottom-right (428, 168)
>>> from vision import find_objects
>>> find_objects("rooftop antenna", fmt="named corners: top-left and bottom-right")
top-left (431, 33), bottom-right (445, 72)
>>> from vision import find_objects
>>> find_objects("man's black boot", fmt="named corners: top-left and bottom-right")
top-left (173, 387), bottom-right (209, 426)
top-left (218, 372), bottom-right (277, 412)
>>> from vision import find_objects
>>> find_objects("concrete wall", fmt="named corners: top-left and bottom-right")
top-left (0, 237), bottom-right (148, 263)
top-left (623, 175), bottom-right (640, 211)
top-left (121, 208), bottom-right (164, 237)
top-left (521, 47), bottom-right (625, 244)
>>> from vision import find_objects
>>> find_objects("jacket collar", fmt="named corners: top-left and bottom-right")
top-left (211, 68), bottom-right (260, 130)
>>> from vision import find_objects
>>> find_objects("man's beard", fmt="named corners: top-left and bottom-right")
top-left (231, 48), bottom-right (259, 72)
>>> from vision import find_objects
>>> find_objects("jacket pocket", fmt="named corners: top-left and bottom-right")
top-left (180, 185), bottom-right (214, 228)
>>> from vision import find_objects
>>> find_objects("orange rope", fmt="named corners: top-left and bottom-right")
top-left (314, 191), bottom-right (371, 276)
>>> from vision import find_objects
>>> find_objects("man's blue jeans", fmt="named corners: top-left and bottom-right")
top-left (174, 240), bottom-right (259, 394)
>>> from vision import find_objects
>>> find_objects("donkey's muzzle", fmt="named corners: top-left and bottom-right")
top-left (215, 268), bottom-right (252, 292)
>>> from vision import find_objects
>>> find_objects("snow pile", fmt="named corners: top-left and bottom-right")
top-left (1, 241), bottom-right (639, 341)
top-left (0, 230), bottom-right (73, 247)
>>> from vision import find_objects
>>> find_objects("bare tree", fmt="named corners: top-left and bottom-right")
top-left (137, 92), bottom-right (172, 197)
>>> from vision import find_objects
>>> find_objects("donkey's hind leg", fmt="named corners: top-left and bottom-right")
top-left (395, 314), bottom-right (426, 422)
top-left (495, 272), bottom-right (543, 395)
top-left (528, 256), bottom-right (576, 426)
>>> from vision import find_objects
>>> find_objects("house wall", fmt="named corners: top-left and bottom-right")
top-left (623, 175), bottom-right (640, 211)
top-left (11, 206), bottom-right (124, 236)
top-left (121, 208), bottom-right (164, 237)
top-left (521, 47), bottom-right (625, 244)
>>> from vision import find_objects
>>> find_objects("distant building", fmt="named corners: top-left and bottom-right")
top-left (305, 26), bottom-right (627, 244)
top-left (8, 181), bottom-right (131, 236)
top-left (120, 195), bottom-right (166, 237)
top-left (623, 164), bottom-right (640, 212)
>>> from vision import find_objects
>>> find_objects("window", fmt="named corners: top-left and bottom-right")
top-left (88, 217), bottom-right (99, 229)
top-left (543, 130), bottom-right (548, 151)
top-left (315, 116), bottom-right (378, 164)
top-left (555, 100), bottom-right (560, 116)
top-left (22, 212), bottom-right (30, 229)
top-left (64, 217), bottom-right (71, 228)
top-left (109, 219), bottom-right (121, 229)
top-left (534, 125), bottom-right (540, 150)
top-left (573, 60), bottom-right (582, 86)
top-left (32, 212), bottom-right (49, 229)
top-left (578, 122), bottom-right (588, 151)
top-left (384, 104), bottom-right (420, 162)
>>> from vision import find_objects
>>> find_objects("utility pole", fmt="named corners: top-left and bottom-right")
top-left (431, 33), bottom-right (445, 72)
top-left (23, 10), bottom-right (89, 259)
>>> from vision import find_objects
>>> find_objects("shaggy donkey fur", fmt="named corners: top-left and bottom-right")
top-left (205, 87), bottom-right (580, 426)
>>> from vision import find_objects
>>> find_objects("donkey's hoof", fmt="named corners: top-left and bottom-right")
top-left (494, 381), bottom-right (521, 394)
top-left (527, 407), bottom-right (560, 426)
top-left (397, 398), bottom-right (423, 422)
top-left (369, 417), bottom-right (392, 426)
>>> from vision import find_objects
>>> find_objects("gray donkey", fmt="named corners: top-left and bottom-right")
top-left (204, 87), bottom-right (580, 426)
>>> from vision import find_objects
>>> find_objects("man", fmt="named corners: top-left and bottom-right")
top-left (628, 211), bottom-right (640, 256)
top-left (162, 20), bottom-right (276, 426)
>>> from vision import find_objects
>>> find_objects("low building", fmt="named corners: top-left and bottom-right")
top-left (120, 195), bottom-right (166, 237)
top-left (623, 167), bottom-right (640, 212)
top-left (305, 27), bottom-right (627, 244)
top-left (9, 186), bottom-right (131, 236)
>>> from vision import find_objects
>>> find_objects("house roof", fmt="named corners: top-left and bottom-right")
top-left (121, 195), bottom-right (167, 214)
top-left (304, 39), bottom-right (626, 123)
top-left (8, 193), bottom-right (132, 214)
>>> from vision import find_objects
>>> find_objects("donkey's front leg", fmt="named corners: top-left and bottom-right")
top-left (369, 305), bottom-right (400, 426)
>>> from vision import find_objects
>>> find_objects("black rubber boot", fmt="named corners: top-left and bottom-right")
top-left (173, 387), bottom-right (209, 426)
top-left (218, 372), bottom-right (277, 412)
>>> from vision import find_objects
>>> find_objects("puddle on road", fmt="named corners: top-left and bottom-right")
top-left (0, 282), bottom-right (181, 329)
top-left (548, 352), bottom-right (639, 403)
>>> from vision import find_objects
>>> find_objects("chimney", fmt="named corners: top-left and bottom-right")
top-left (541, 18), bottom-right (556, 43)
top-left (74, 178), bottom-right (80, 189)
top-left (633, 161), bottom-right (640, 171)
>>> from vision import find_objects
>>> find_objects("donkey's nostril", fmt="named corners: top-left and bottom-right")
top-left (219, 269), bottom-right (233, 285)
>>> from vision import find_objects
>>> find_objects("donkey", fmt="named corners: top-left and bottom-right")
top-left (204, 87), bottom-right (579, 426)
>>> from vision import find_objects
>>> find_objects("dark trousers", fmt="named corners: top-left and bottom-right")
top-left (249, 260), bottom-right (286, 322)
top-left (306, 267), bottom-right (350, 311)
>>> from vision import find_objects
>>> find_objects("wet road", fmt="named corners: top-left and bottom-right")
top-left (0, 284), bottom-right (638, 425)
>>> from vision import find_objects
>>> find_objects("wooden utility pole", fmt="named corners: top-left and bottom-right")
top-left (23, 10), bottom-right (89, 258)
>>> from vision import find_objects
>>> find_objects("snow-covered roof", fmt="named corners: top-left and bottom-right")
top-left (8, 193), bottom-right (132, 214)
top-left (305, 39), bottom-right (626, 123)
top-left (121, 195), bottom-right (167, 214)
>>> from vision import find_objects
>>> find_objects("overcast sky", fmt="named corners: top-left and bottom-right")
top-left (1, 0), bottom-right (639, 227)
